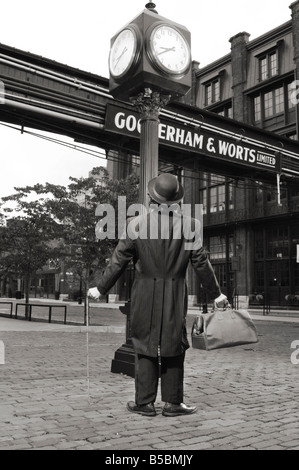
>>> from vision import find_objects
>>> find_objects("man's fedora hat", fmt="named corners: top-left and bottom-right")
top-left (148, 173), bottom-right (184, 205)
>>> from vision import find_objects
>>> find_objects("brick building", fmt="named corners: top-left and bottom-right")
top-left (186, 1), bottom-right (299, 308)
top-left (107, 2), bottom-right (299, 309)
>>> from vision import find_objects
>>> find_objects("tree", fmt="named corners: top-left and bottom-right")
top-left (0, 167), bottom-right (139, 321)
top-left (0, 200), bottom-right (62, 317)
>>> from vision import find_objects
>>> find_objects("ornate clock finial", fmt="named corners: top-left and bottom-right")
top-left (145, 2), bottom-right (158, 13)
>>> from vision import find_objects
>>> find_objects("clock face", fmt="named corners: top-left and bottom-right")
top-left (109, 28), bottom-right (139, 78)
top-left (148, 24), bottom-right (191, 76)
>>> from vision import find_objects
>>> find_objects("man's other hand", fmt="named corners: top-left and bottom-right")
top-left (214, 293), bottom-right (229, 309)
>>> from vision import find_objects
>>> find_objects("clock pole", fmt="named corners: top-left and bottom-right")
top-left (109, 1), bottom-right (191, 378)
top-left (130, 88), bottom-right (170, 209)
top-left (111, 8), bottom-right (172, 379)
top-left (111, 89), bottom-right (171, 378)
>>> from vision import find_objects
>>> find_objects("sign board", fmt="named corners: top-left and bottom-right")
top-left (105, 103), bottom-right (281, 173)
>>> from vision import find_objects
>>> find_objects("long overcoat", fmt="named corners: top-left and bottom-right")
top-left (97, 208), bottom-right (221, 357)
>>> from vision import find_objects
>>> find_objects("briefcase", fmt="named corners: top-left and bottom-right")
top-left (191, 306), bottom-right (259, 351)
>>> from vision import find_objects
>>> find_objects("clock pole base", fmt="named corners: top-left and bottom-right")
top-left (110, 302), bottom-right (135, 378)
top-left (110, 340), bottom-right (135, 378)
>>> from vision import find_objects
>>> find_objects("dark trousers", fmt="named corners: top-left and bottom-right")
top-left (135, 352), bottom-right (185, 405)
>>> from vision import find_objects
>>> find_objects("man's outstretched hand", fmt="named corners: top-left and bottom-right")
top-left (87, 287), bottom-right (102, 300)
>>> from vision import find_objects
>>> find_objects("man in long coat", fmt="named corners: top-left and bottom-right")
top-left (88, 173), bottom-right (227, 417)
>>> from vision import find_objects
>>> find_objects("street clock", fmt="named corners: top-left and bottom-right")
top-left (109, 26), bottom-right (142, 79)
top-left (108, 4), bottom-right (192, 100)
top-left (147, 23), bottom-right (191, 77)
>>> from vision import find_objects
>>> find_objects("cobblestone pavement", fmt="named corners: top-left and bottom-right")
top-left (0, 308), bottom-right (299, 452)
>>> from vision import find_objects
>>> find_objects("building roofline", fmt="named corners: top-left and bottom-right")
top-left (0, 42), bottom-right (109, 87)
top-left (196, 53), bottom-right (231, 77)
top-left (196, 20), bottom-right (292, 77)
top-left (247, 20), bottom-right (292, 51)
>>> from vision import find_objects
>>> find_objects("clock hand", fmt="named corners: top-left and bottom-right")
top-left (115, 46), bottom-right (128, 65)
top-left (157, 46), bottom-right (176, 56)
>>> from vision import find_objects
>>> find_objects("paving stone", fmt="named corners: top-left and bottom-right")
top-left (0, 312), bottom-right (299, 450)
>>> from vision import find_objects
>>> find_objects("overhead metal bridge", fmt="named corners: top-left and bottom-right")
top-left (1, 42), bottom-right (299, 185)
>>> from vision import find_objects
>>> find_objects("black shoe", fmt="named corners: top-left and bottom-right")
top-left (127, 401), bottom-right (156, 417)
top-left (162, 402), bottom-right (197, 417)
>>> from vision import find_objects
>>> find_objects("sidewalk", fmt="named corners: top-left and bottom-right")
top-left (1, 296), bottom-right (299, 328)
top-left (0, 303), bottom-right (299, 451)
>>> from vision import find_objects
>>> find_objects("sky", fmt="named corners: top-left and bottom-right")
top-left (0, 0), bottom-right (295, 198)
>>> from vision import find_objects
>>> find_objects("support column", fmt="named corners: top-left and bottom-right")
top-left (110, 88), bottom-right (170, 378)
top-left (132, 88), bottom-right (171, 208)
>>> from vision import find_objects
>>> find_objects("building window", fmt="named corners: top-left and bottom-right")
top-left (253, 224), bottom-right (298, 303)
top-left (228, 185), bottom-right (234, 210)
top-left (263, 86), bottom-right (284, 118)
top-left (199, 172), bottom-right (208, 214)
top-left (210, 186), bottom-right (217, 212)
top-left (254, 96), bottom-right (261, 121)
top-left (202, 234), bottom-right (234, 295)
top-left (253, 83), bottom-right (291, 123)
top-left (210, 175), bottom-right (226, 213)
top-left (268, 260), bottom-right (290, 287)
top-left (217, 105), bottom-right (233, 119)
top-left (255, 181), bottom-right (288, 207)
top-left (259, 50), bottom-right (278, 81)
top-left (209, 236), bottom-right (226, 260)
top-left (201, 188), bottom-right (207, 215)
top-left (260, 57), bottom-right (267, 81)
top-left (286, 132), bottom-right (298, 140)
top-left (205, 79), bottom-right (220, 106)
top-left (254, 230), bottom-right (264, 260)
top-left (275, 87), bottom-right (284, 113)
top-left (270, 51), bottom-right (278, 77)
top-left (208, 235), bottom-right (233, 261)
top-left (267, 226), bottom-right (289, 258)
top-left (207, 235), bottom-right (234, 290)
top-left (264, 90), bottom-right (273, 118)
top-left (254, 261), bottom-right (265, 289)
top-left (199, 173), bottom-right (234, 214)
top-left (266, 187), bottom-right (286, 202)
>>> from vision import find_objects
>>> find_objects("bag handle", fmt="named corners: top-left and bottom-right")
top-left (213, 304), bottom-right (235, 320)
top-left (192, 314), bottom-right (204, 335)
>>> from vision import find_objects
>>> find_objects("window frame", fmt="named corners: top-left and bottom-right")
top-left (199, 173), bottom-right (235, 215)
top-left (252, 79), bottom-right (295, 125)
top-left (215, 103), bottom-right (233, 118)
top-left (205, 79), bottom-right (220, 106)
top-left (258, 49), bottom-right (279, 81)
top-left (202, 70), bottom-right (226, 107)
